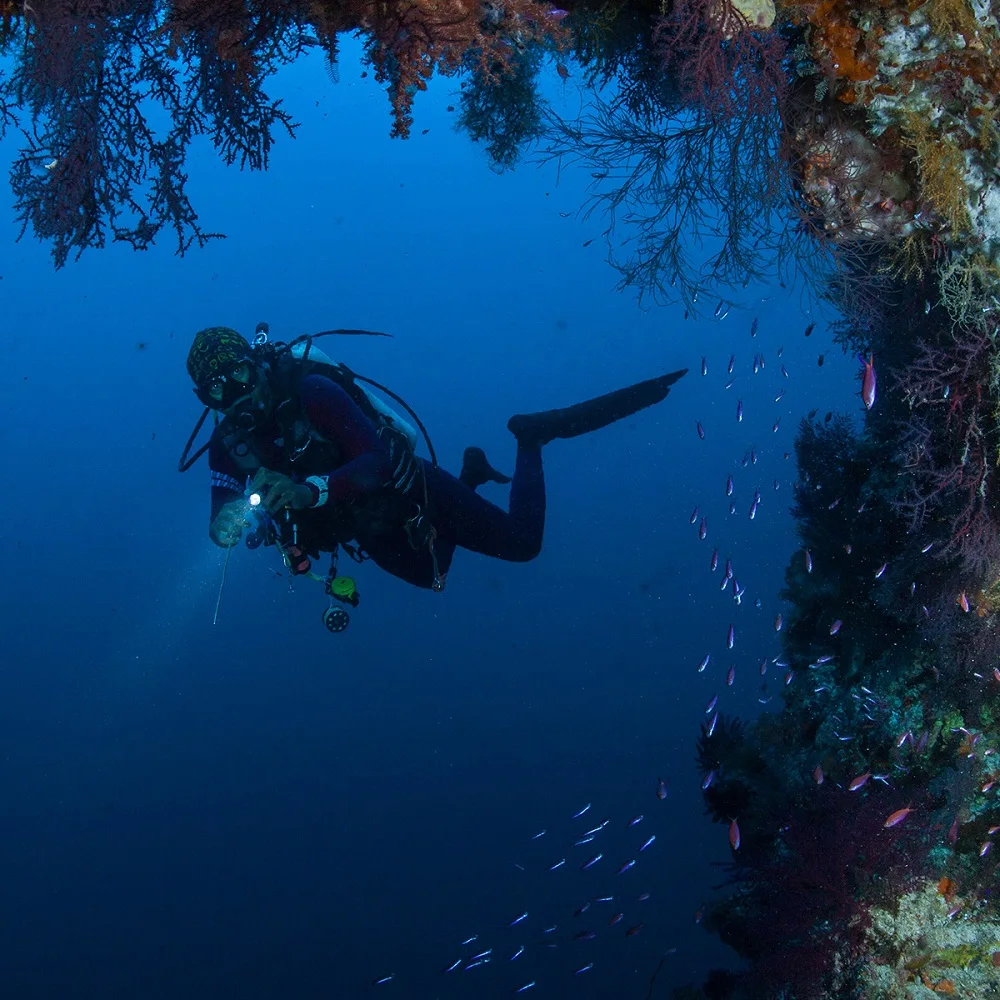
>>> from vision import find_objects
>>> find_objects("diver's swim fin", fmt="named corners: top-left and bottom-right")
top-left (507, 368), bottom-right (688, 448)
top-left (460, 446), bottom-right (512, 489)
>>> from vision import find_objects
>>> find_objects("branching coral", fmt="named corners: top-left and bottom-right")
top-left (895, 322), bottom-right (1000, 587)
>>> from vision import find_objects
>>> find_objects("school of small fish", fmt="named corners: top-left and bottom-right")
top-left (370, 791), bottom-right (672, 991)
top-left (372, 319), bottom-right (904, 991)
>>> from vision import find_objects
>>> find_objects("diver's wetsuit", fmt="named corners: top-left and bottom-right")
top-left (209, 374), bottom-right (544, 588)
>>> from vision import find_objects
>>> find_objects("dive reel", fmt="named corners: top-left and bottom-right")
top-left (322, 574), bottom-right (359, 633)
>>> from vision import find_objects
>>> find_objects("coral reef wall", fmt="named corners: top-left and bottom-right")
top-left (5, 0), bottom-right (1000, 996)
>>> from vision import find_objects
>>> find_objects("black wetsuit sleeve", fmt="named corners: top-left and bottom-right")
top-left (300, 374), bottom-right (392, 504)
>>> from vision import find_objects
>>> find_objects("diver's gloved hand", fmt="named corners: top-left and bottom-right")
top-left (250, 468), bottom-right (315, 514)
top-left (210, 500), bottom-right (246, 548)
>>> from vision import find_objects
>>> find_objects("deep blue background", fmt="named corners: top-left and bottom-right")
top-left (0, 41), bottom-right (858, 999)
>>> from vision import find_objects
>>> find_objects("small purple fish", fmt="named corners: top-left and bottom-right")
top-left (875, 562), bottom-right (888, 579)
top-left (697, 653), bottom-right (710, 673)
top-left (545, 6), bottom-right (570, 17)
top-left (697, 421), bottom-right (706, 439)
top-left (627, 814), bottom-right (643, 828)
top-left (690, 507), bottom-right (699, 524)
top-left (749, 499), bottom-right (758, 520)
top-left (581, 853), bottom-right (603, 871)
top-left (639, 834), bottom-right (656, 852)
top-left (736, 399), bottom-right (743, 422)
top-left (772, 418), bottom-right (781, 432)
top-left (656, 777), bottom-right (669, 800)
top-left (728, 354), bottom-right (735, 374)
top-left (705, 694), bottom-right (718, 714)
top-left (702, 770), bottom-right (715, 790)
top-left (509, 912), bottom-right (529, 926)
top-left (573, 803), bottom-right (592, 819)
top-left (727, 624), bottom-right (735, 649)
top-left (701, 357), bottom-right (708, 376)
top-left (804, 549), bottom-right (813, 573)
top-left (616, 859), bottom-right (636, 874)
top-left (829, 619), bottom-right (842, 635)
top-left (726, 474), bottom-right (734, 496)
top-left (710, 548), bottom-right (719, 572)
top-left (707, 712), bottom-right (718, 737)
top-left (699, 517), bottom-right (708, 541)
top-left (726, 664), bottom-right (736, 686)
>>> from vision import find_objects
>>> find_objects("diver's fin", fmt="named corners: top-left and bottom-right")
top-left (460, 446), bottom-right (512, 489)
top-left (507, 368), bottom-right (688, 448)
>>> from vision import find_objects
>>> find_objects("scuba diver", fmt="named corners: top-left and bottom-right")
top-left (180, 324), bottom-right (686, 627)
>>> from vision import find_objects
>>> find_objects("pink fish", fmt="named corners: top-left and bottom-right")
top-left (829, 619), bottom-right (842, 635)
top-left (726, 664), bottom-right (736, 686)
top-left (860, 353), bottom-right (877, 410)
top-left (813, 765), bottom-right (824, 785)
top-left (883, 804), bottom-right (914, 828)
top-left (848, 772), bottom-right (872, 791)
top-left (729, 818), bottom-right (741, 850)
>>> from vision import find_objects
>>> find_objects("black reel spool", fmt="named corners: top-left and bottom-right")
top-left (322, 606), bottom-right (350, 633)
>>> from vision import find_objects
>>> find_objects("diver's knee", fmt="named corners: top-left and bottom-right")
top-left (516, 537), bottom-right (543, 562)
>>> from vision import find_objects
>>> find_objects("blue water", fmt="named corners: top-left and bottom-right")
top-left (0, 40), bottom-right (860, 999)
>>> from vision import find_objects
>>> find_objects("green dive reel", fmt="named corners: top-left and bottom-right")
top-left (322, 575), bottom-right (359, 633)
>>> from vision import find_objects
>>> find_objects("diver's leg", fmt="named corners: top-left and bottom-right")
top-left (359, 530), bottom-right (455, 589)
top-left (426, 445), bottom-right (545, 562)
